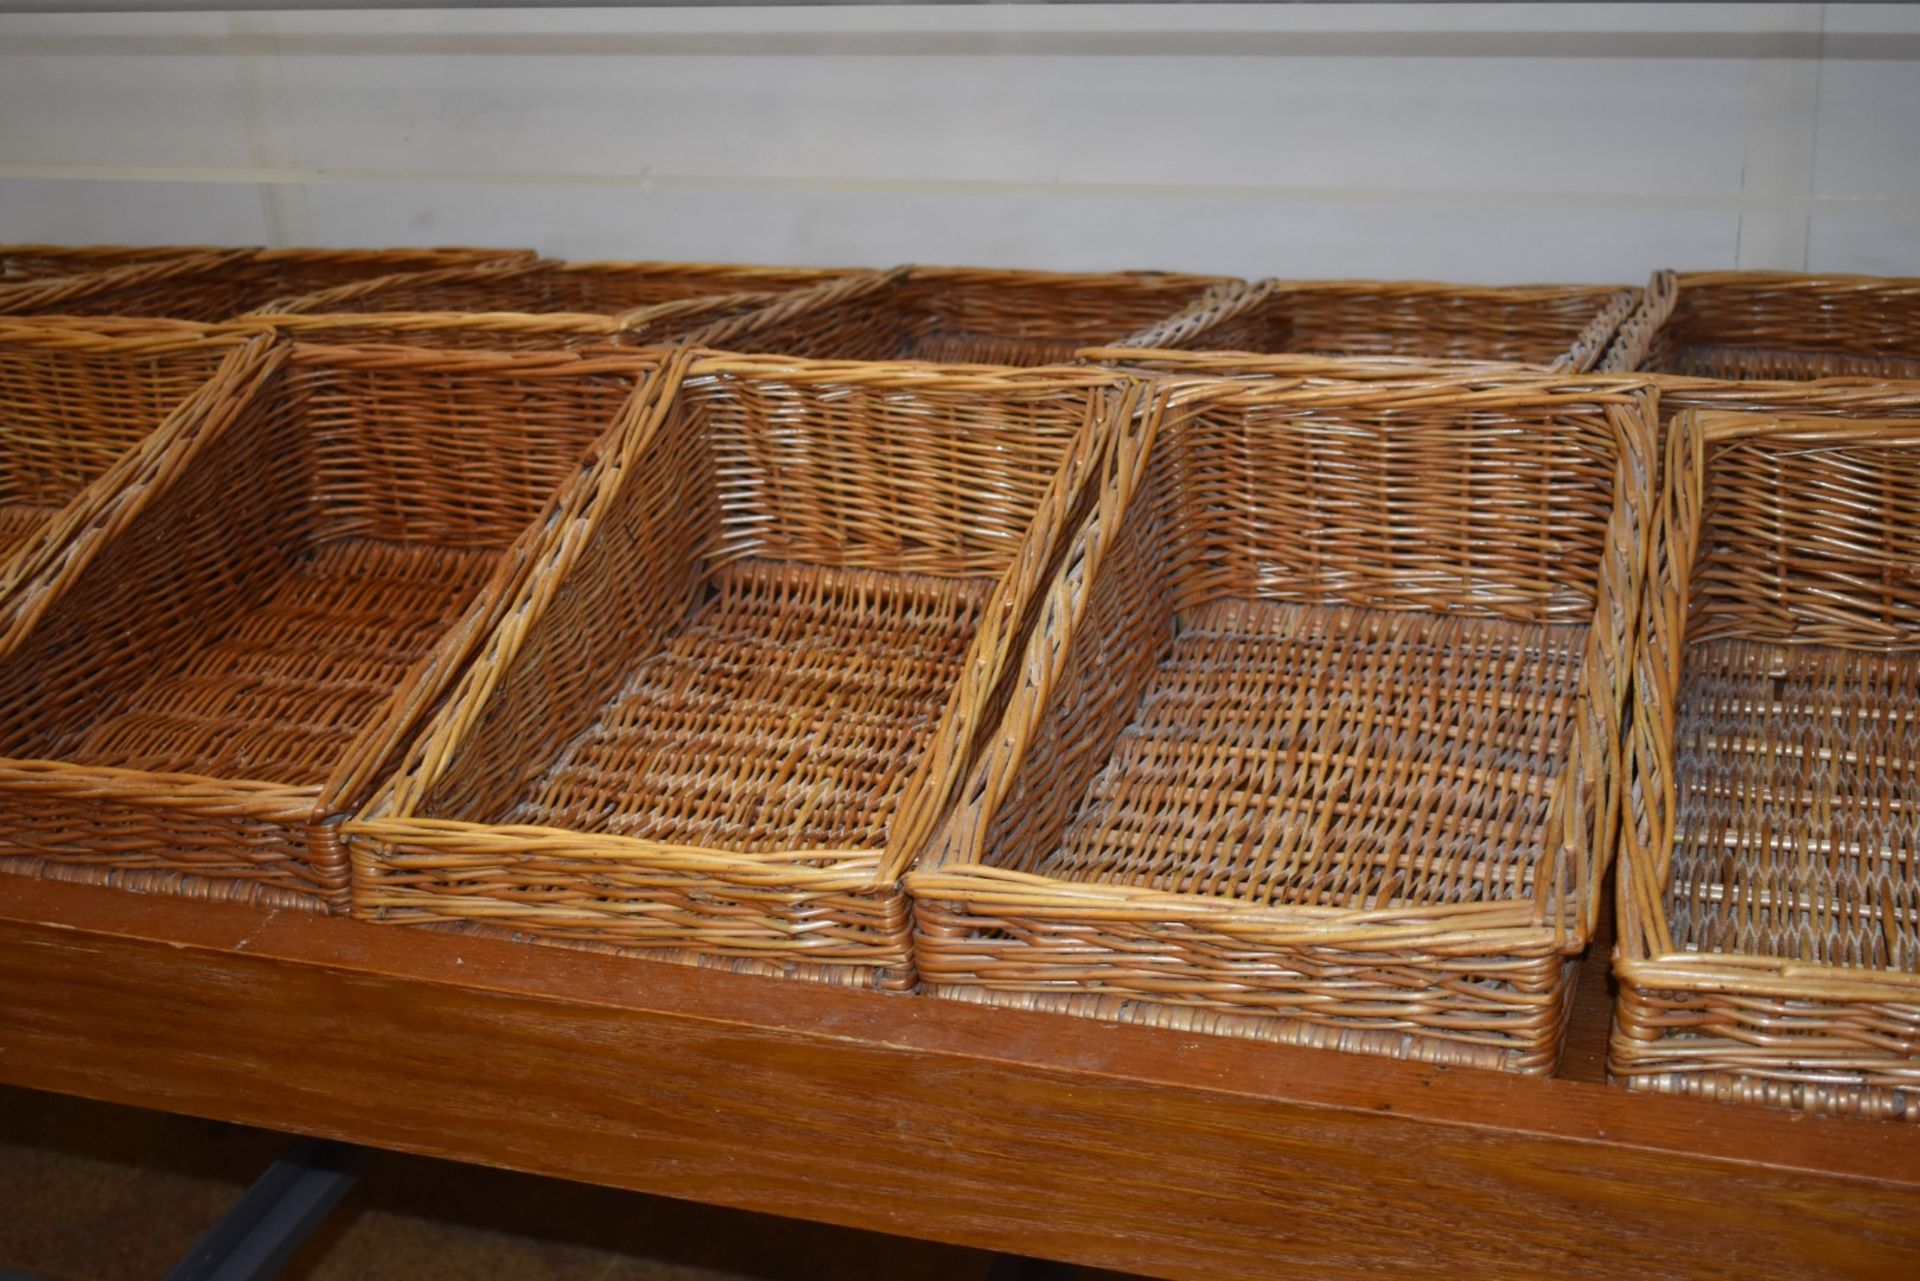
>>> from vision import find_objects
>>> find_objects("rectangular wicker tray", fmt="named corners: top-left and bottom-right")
top-left (1120, 278), bottom-right (1640, 373)
top-left (1602, 270), bottom-right (1920, 380)
top-left (1613, 408), bottom-right (1920, 1121)
top-left (908, 373), bottom-right (1658, 1073)
top-left (0, 341), bottom-right (662, 912)
top-left (343, 352), bottom-right (1153, 988)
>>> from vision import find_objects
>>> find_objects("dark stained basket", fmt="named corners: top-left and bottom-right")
top-left (343, 353), bottom-right (1153, 989)
top-left (908, 373), bottom-right (1658, 1073)
top-left (0, 341), bottom-right (663, 912)
top-left (0, 247), bottom-right (534, 322)
top-left (0, 319), bottom-right (265, 615)
top-left (692, 266), bottom-right (1244, 366)
top-left (1614, 408), bottom-right (1920, 1121)
top-left (1119, 278), bottom-right (1641, 373)
top-left (1602, 270), bottom-right (1920, 380)
top-left (246, 259), bottom-right (885, 351)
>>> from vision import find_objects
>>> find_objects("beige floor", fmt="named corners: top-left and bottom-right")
top-left (0, 1086), bottom-right (1130, 1281)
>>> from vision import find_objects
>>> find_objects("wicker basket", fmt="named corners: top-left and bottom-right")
top-left (246, 259), bottom-right (883, 351)
top-left (694, 266), bottom-right (1243, 366)
top-left (0, 247), bottom-right (533, 322)
top-left (907, 374), bottom-right (1658, 1072)
top-left (1118, 278), bottom-right (1640, 373)
top-left (1602, 270), bottom-right (1920, 380)
top-left (0, 319), bottom-right (265, 614)
top-left (343, 353), bottom-right (1152, 989)
top-left (0, 341), bottom-right (663, 912)
top-left (1613, 408), bottom-right (1920, 1120)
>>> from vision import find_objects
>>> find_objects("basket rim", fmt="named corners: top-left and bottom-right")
top-left (274, 338), bottom-right (663, 375)
top-left (1075, 345), bottom-right (1558, 379)
top-left (1155, 369), bottom-right (1662, 408)
top-left (255, 257), bottom-right (868, 317)
top-left (345, 812), bottom-right (892, 891)
top-left (1670, 269), bottom-right (1920, 291)
top-left (683, 348), bottom-right (1141, 389)
top-left (228, 310), bottom-right (631, 336)
top-left (1615, 406), bottom-right (1920, 996)
top-left (1254, 277), bottom-right (1637, 301)
top-left (0, 315), bottom-right (243, 353)
top-left (0, 755), bottom-right (323, 808)
top-left (899, 263), bottom-right (1243, 291)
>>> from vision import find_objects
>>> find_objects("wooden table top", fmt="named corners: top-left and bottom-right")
top-left (0, 874), bottom-right (1914, 1281)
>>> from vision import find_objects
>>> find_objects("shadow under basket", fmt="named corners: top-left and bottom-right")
top-left (698, 266), bottom-right (1245, 367)
top-left (246, 258), bottom-right (880, 352)
top-left (0, 320), bottom-right (257, 604)
top-left (1613, 410), bottom-right (1920, 1121)
top-left (345, 355), bottom-right (1145, 989)
top-left (1601, 271), bottom-right (1920, 381)
top-left (908, 374), bottom-right (1658, 1073)
top-left (0, 342), bottom-right (659, 911)
top-left (1112, 278), bottom-right (1641, 374)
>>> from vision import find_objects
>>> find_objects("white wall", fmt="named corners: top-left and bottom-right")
top-left (1, 3), bottom-right (1916, 283)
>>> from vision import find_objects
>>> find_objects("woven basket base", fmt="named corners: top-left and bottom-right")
top-left (502, 558), bottom-right (990, 853)
top-left (71, 538), bottom-right (496, 786)
top-left (1025, 597), bottom-right (1588, 912)
top-left (1668, 639), bottom-right (1920, 968)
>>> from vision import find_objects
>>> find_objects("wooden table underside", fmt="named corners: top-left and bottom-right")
top-left (0, 875), bottom-right (1915, 1281)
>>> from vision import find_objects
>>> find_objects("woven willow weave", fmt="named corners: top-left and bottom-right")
top-left (249, 259), bottom-right (885, 352)
top-left (0, 247), bottom-right (532, 322)
top-left (908, 374), bottom-right (1657, 1073)
top-left (0, 244), bottom-right (231, 285)
top-left (345, 353), bottom-right (1154, 989)
top-left (1603, 271), bottom-right (1920, 380)
top-left (0, 320), bottom-right (259, 615)
top-left (1116, 278), bottom-right (1640, 373)
top-left (1613, 410), bottom-right (1920, 1121)
top-left (1079, 346), bottom-right (1569, 384)
top-left (0, 342), bottom-right (660, 912)
top-left (694, 266), bottom-right (1243, 366)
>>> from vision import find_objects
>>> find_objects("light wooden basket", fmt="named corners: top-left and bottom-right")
top-left (1613, 408), bottom-right (1920, 1121)
top-left (0, 341), bottom-right (662, 912)
top-left (908, 372), bottom-right (1658, 1073)
top-left (343, 353), bottom-right (1155, 989)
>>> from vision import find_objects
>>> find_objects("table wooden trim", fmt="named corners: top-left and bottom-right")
top-left (1, 876), bottom-right (1914, 1280)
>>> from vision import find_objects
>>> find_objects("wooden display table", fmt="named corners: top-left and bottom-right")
top-left (0, 876), bottom-right (1914, 1280)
